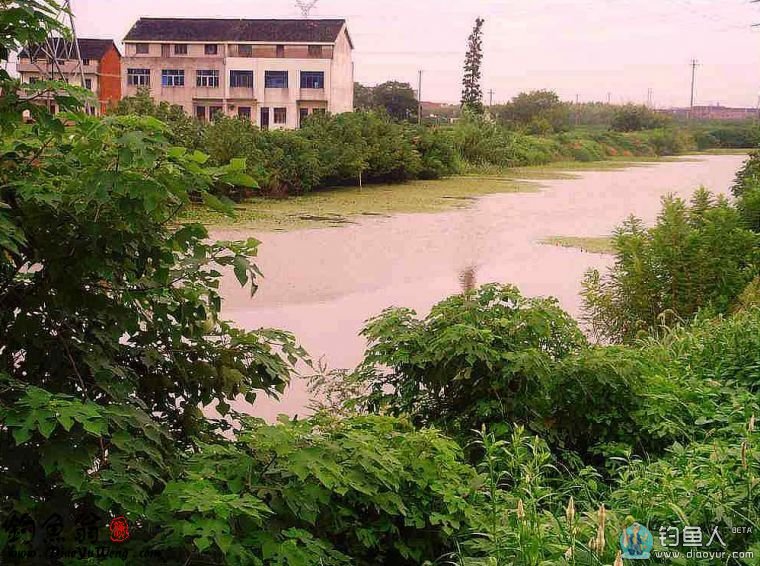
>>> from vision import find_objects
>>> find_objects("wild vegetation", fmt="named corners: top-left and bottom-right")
top-left (114, 89), bottom-right (757, 202)
top-left (2, 3), bottom-right (760, 566)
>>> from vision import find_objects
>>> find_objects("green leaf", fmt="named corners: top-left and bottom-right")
top-left (194, 536), bottom-right (211, 552)
top-left (12, 426), bottom-right (32, 445)
top-left (233, 256), bottom-right (250, 287)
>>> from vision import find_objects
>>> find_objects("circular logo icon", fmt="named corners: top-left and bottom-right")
top-left (109, 516), bottom-right (130, 543)
top-left (619, 522), bottom-right (653, 559)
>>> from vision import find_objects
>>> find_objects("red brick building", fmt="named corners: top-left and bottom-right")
top-left (17, 38), bottom-right (122, 115)
top-left (659, 105), bottom-right (759, 121)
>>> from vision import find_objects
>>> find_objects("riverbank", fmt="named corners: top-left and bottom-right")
top-left (186, 155), bottom-right (724, 231)
top-left (219, 153), bottom-right (746, 421)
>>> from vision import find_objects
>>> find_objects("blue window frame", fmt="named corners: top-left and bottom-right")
top-left (300, 71), bottom-right (324, 89)
top-left (265, 70), bottom-right (288, 88)
top-left (229, 70), bottom-right (253, 88)
top-left (161, 69), bottom-right (184, 87)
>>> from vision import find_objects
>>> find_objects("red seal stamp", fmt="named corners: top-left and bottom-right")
top-left (109, 516), bottom-right (129, 543)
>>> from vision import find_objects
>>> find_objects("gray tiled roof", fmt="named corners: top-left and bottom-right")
top-left (20, 38), bottom-right (119, 61)
top-left (124, 18), bottom-right (346, 43)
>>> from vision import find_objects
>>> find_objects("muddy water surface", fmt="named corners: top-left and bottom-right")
top-left (212, 154), bottom-right (746, 420)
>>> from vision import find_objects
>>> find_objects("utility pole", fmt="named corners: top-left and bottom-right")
top-left (417, 70), bottom-right (423, 125)
top-left (607, 92), bottom-right (611, 105)
top-left (689, 59), bottom-right (699, 119)
top-left (488, 89), bottom-right (494, 107)
top-left (575, 94), bottom-right (580, 126)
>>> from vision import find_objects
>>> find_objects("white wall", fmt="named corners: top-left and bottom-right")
top-left (121, 35), bottom-right (354, 129)
top-left (329, 27), bottom-right (354, 114)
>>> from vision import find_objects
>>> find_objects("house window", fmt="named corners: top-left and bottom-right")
top-left (196, 106), bottom-right (206, 122)
top-left (229, 70), bottom-right (253, 88)
top-left (300, 71), bottom-right (324, 89)
top-left (273, 107), bottom-right (287, 124)
top-left (238, 44), bottom-right (252, 57)
top-left (276, 45), bottom-right (285, 58)
top-left (196, 69), bottom-right (219, 88)
top-left (28, 76), bottom-right (40, 84)
top-left (210, 106), bottom-right (223, 120)
top-left (265, 70), bottom-right (288, 88)
top-left (308, 45), bottom-right (323, 57)
top-left (81, 58), bottom-right (90, 66)
top-left (161, 69), bottom-right (184, 87)
top-left (135, 43), bottom-right (149, 54)
top-left (84, 78), bottom-right (92, 90)
top-left (161, 44), bottom-right (171, 57)
top-left (127, 68), bottom-right (150, 86)
top-left (312, 108), bottom-right (326, 116)
top-left (204, 44), bottom-right (218, 55)
top-left (299, 107), bottom-right (309, 127)
top-left (238, 106), bottom-right (251, 120)
top-left (260, 107), bottom-right (269, 130)
top-left (174, 44), bottom-right (187, 55)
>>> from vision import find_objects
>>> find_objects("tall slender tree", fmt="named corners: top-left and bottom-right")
top-left (461, 17), bottom-right (485, 114)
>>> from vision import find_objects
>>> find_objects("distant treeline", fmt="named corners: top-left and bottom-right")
top-left (114, 89), bottom-right (760, 198)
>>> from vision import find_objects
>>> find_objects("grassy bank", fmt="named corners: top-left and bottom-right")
top-left (540, 235), bottom-right (615, 254)
top-left (186, 176), bottom-right (533, 231)
top-left (188, 157), bottom-right (681, 231)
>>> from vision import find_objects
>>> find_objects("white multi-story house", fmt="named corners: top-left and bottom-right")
top-left (121, 18), bottom-right (354, 129)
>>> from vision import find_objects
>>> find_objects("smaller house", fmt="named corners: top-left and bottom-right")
top-left (17, 38), bottom-right (122, 115)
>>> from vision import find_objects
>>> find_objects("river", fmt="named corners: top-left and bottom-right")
top-left (213, 153), bottom-right (746, 420)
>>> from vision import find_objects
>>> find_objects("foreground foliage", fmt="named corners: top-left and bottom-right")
top-left (2, 4), bottom-right (760, 565)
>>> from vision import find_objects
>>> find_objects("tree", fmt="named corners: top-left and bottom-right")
top-left (372, 81), bottom-right (418, 122)
top-left (461, 17), bottom-right (485, 114)
top-left (353, 82), bottom-right (375, 111)
top-left (610, 104), bottom-right (669, 132)
top-left (497, 90), bottom-right (570, 133)
top-left (353, 81), bottom-right (419, 122)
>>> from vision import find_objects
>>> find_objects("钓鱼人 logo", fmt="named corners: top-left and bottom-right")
top-left (620, 522), bottom-right (654, 559)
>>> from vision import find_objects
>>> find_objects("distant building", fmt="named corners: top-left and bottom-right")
top-left (121, 18), bottom-right (354, 129)
top-left (16, 38), bottom-right (122, 115)
top-left (659, 105), bottom-right (759, 121)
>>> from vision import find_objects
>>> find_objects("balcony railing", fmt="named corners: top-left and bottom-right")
top-left (298, 87), bottom-right (327, 101)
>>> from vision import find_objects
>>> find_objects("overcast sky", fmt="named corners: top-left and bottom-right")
top-left (70, 0), bottom-right (760, 108)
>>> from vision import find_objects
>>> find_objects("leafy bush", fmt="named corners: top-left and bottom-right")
top-left (582, 189), bottom-right (760, 343)
top-left (353, 284), bottom-right (586, 440)
top-left (112, 88), bottom-right (204, 150)
top-left (494, 89), bottom-right (570, 133)
top-left (148, 414), bottom-right (477, 565)
top-left (646, 127), bottom-right (694, 155)
top-left (694, 124), bottom-right (760, 150)
top-left (410, 126), bottom-right (460, 179)
top-left (610, 104), bottom-right (670, 132)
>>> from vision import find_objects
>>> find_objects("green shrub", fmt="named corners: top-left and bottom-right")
top-left (610, 104), bottom-right (670, 132)
top-left (700, 124), bottom-right (760, 149)
top-left (112, 87), bottom-right (204, 150)
top-left (410, 126), bottom-right (460, 179)
top-left (647, 127), bottom-right (694, 155)
top-left (354, 283), bottom-right (586, 440)
top-left (582, 189), bottom-right (760, 343)
top-left (733, 151), bottom-right (760, 198)
top-left (147, 414), bottom-right (477, 565)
